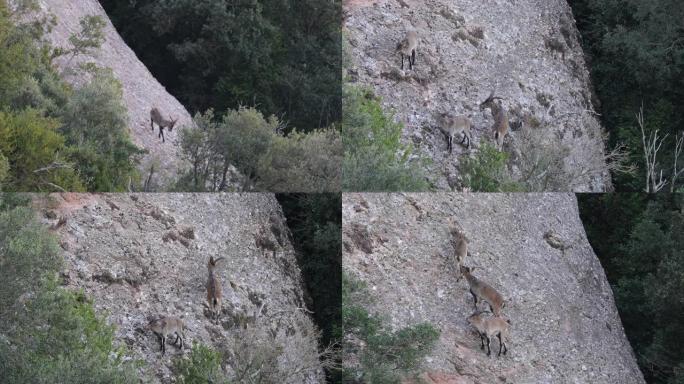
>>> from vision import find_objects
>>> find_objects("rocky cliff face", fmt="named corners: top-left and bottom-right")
top-left (343, 193), bottom-right (643, 383)
top-left (344, 0), bottom-right (611, 191)
top-left (35, 0), bottom-right (191, 189)
top-left (35, 193), bottom-right (324, 383)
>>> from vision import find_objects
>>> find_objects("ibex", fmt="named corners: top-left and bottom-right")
top-left (147, 316), bottom-right (185, 355)
top-left (438, 112), bottom-right (472, 152)
top-left (459, 265), bottom-right (505, 316)
top-left (449, 225), bottom-right (468, 267)
top-left (397, 30), bottom-right (418, 70)
top-left (150, 107), bottom-right (177, 143)
top-left (467, 311), bottom-right (510, 357)
top-left (206, 256), bottom-right (224, 322)
top-left (479, 91), bottom-right (509, 150)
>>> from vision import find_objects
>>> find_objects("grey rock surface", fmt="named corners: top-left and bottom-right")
top-left (36, 193), bottom-right (324, 383)
top-left (343, 193), bottom-right (643, 383)
top-left (35, 0), bottom-right (192, 189)
top-left (344, 0), bottom-right (612, 191)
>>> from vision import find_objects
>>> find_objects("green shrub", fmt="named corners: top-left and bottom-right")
top-left (257, 128), bottom-right (342, 192)
top-left (459, 142), bottom-right (524, 192)
top-left (0, 204), bottom-right (138, 384)
top-left (0, 2), bottom-right (141, 192)
top-left (343, 85), bottom-right (431, 191)
top-left (0, 109), bottom-right (84, 191)
top-left (0, 151), bottom-right (8, 187)
top-left (343, 273), bottom-right (439, 383)
top-left (178, 108), bottom-right (341, 192)
top-left (60, 71), bottom-right (143, 191)
top-left (174, 343), bottom-right (229, 384)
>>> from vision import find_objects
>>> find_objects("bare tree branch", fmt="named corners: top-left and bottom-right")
top-left (671, 132), bottom-right (684, 192)
top-left (637, 105), bottom-right (668, 192)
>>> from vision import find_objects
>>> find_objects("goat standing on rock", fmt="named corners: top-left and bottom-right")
top-left (150, 107), bottom-right (177, 143)
top-left (467, 311), bottom-right (510, 357)
top-left (459, 265), bottom-right (506, 316)
top-left (206, 256), bottom-right (224, 323)
top-left (479, 91), bottom-right (509, 150)
top-left (147, 316), bottom-right (185, 355)
top-left (397, 30), bottom-right (418, 70)
top-left (438, 112), bottom-right (472, 152)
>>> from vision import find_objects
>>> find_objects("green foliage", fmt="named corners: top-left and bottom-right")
top-left (0, 109), bottom-right (84, 191)
top-left (0, 205), bottom-right (61, 314)
top-left (343, 273), bottom-right (440, 383)
top-left (0, 151), bottom-right (8, 187)
top-left (100, 0), bottom-right (341, 132)
top-left (571, 0), bottom-right (684, 191)
top-left (258, 128), bottom-right (342, 192)
top-left (178, 108), bottom-right (340, 192)
top-left (60, 71), bottom-right (143, 191)
top-left (66, 15), bottom-right (106, 58)
top-left (578, 194), bottom-right (684, 383)
top-left (0, 2), bottom-right (140, 192)
top-left (0, 203), bottom-right (138, 384)
top-left (218, 107), bottom-right (277, 187)
top-left (459, 142), bottom-right (524, 192)
top-left (174, 343), bottom-right (229, 384)
top-left (343, 86), bottom-right (431, 191)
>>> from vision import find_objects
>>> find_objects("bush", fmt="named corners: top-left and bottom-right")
top-left (174, 343), bottom-right (229, 384)
top-left (0, 203), bottom-right (138, 384)
top-left (343, 86), bottom-right (431, 191)
top-left (60, 71), bottom-right (143, 191)
top-left (343, 273), bottom-right (439, 382)
top-left (178, 108), bottom-right (341, 192)
top-left (258, 128), bottom-right (342, 192)
top-left (0, 2), bottom-right (141, 192)
top-left (0, 151), bottom-right (8, 187)
top-left (514, 126), bottom-right (571, 191)
top-left (0, 109), bottom-right (84, 191)
top-left (459, 142), bottom-right (524, 192)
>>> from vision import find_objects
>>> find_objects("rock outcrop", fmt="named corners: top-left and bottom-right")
top-left (36, 193), bottom-right (324, 383)
top-left (36, 0), bottom-right (192, 189)
top-left (343, 193), bottom-right (644, 383)
top-left (344, 0), bottom-right (612, 191)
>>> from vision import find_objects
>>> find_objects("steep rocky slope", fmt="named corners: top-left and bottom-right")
top-left (34, 193), bottom-right (324, 383)
top-left (35, 0), bottom-right (192, 189)
top-left (343, 193), bottom-right (643, 383)
top-left (344, 0), bottom-right (611, 191)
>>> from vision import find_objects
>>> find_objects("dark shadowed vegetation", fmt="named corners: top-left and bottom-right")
top-left (277, 193), bottom-right (342, 381)
top-left (579, 194), bottom-right (684, 383)
top-left (570, 0), bottom-right (684, 192)
top-left (100, 0), bottom-right (341, 133)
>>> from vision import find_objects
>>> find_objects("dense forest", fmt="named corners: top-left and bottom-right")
top-left (100, 0), bottom-right (341, 133)
top-left (569, 0), bottom-right (684, 192)
top-left (579, 194), bottom-right (684, 384)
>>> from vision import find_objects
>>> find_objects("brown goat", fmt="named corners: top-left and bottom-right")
top-left (206, 256), bottom-right (224, 322)
top-left (467, 311), bottom-right (510, 357)
top-left (459, 265), bottom-right (505, 316)
top-left (479, 91), bottom-right (509, 150)
top-left (150, 107), bottom-right (177, 143)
